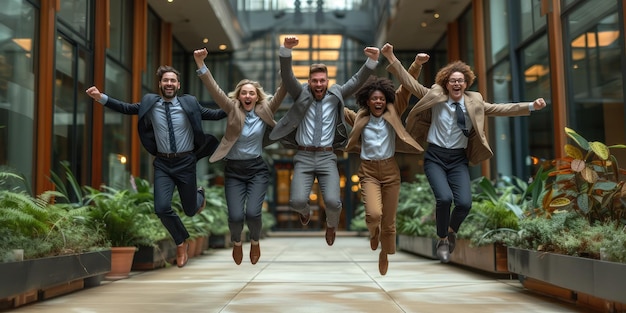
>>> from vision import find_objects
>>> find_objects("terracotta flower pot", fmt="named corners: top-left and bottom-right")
top-left (106, 247), bottom-right (136, 280)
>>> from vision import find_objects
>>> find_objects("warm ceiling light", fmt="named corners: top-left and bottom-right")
top-left (571, 31), bottom-right (619, 48)
top-left (202, 38), bottom-right (208, 44)
top-left (421, 22), bottom-right (427, 27)
top-left (219, 44), bottom-right (227, 50)
top-left (434, 13), bottom-right (440, 19)
top-left (167, 0), bottom-right (173, 2)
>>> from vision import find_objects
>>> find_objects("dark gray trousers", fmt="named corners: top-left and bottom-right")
top-left (224, 156), bottom-right (269, 242)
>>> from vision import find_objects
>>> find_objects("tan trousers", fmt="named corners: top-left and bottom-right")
top-left (358, 157), bottom-right (400, 254)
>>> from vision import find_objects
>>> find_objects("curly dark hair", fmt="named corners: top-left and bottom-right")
top-left (355, 76), bottom-right (396, 111)
top-left (434, 60), bottom-right (476, 94)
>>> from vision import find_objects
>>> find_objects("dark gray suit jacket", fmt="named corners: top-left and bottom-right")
top-left (103, 93), bottom-right (226, 159)
top-left (270, 56), bottom-right (375, 150)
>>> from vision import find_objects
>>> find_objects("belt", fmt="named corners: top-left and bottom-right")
top-left (297, 146), bottom-right (333, 152)
top-left (156, 151), bottom-right (193, 158)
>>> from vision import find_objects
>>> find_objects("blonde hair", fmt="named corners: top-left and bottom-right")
top-left (227, 79), bottom-right (269, 105)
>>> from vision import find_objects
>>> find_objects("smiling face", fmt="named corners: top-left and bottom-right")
top-left (159, 72), bottom-right (180, 100)
top-left (446, 71), bottom-right (466, 102)
top-left (367, 90), bottom-right (387, 117)
top-left (308, 71), bottom-right (329, 101)
top-left (238, 84), bottom-right (258, 111)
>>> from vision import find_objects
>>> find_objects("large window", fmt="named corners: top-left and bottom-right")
top-left (485, 0), bottom-right (510, 68)
top-left (521, 36), bottom-right (553, 163)
top-left (53, 36), bottom-right (93, 194)
top-left (565, 0), bottom-right (624, 163)
top-left (0, 0), bottom-right (37, 185)
top-left (102, 0), bottom-right (133, 189)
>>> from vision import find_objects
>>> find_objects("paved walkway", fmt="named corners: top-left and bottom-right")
top-left (12, 235), bottom-right (588, 313)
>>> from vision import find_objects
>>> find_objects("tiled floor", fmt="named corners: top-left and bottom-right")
top-left (12, 234), bottom-right (588, 313)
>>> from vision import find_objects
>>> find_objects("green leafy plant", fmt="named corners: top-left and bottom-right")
top-left (350, 203), bottom-right (367, 232)
top-left (396, 174), bottom-right (436, 237)
top-left (530, 127), bottom-right (626, 224)
top-left (0, 167), bottom-right (106, 261)
top-left (85, 185), bottom-right (154, 247)
top-left (459, 176), bottom-right (529, 246)
top-left (513, 127), bottom-right (626, 262)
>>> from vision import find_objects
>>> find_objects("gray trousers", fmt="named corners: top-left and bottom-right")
top-left (224, 157), bottom-right (268, 242)
top-left (289, 150), bottom-right (342, 228)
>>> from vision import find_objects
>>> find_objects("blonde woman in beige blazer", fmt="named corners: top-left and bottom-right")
top-left (385, 44), bottom-right (546, 263)
top-left (194, 48), bottom-right (286, 266)
top-left (343, 49), bottom-right (429, 275)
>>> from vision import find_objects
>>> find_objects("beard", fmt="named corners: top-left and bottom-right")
top-left (160, 86), bottom-right (178, 99)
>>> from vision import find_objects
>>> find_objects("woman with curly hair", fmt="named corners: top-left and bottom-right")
top-left (343, 45), bottom-right (429, 275)
top-left (193, 48), bottom-right (286, 266)
top-left (384, 43), bottom-right (547, 264)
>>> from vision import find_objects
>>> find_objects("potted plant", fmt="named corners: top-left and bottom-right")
top-left (85, 183), bottom-right (154, 280)
top-left (508, 127), bottom-right (626, 309)
top-left (0, 167), bottom-right (110, 309)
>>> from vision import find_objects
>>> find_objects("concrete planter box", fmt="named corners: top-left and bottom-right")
top-left (398, 235), bottom-right (437, 259)
top-left (132, 239), bottom-right (176, 270)
top-left (508, 247), bottom-right (626, 308)
top-left (0, 249), bottom-right (111, 309)
top-left (450, 239), bottom-right (509, 273)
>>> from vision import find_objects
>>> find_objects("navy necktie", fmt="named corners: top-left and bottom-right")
top-left (452, 102), bottom-right (469, 137)
top-left (163, 101), bottom-right (177, 153)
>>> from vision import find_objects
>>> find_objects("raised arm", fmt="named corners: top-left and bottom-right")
top-left (86, 86), bottom-right (140, 115)
top-left (383, 44), bottom-right (429, 100)
top-left (338, 46), bottom-right (379, 98)
top-left (279, 36), bottom-right (305, 99)
top-left (391, 48), bottom-right (429, 115)
top-left (194, 48), bottom-right (236, 114)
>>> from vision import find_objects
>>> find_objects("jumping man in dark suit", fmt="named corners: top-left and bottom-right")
top-left (86, 65), bottom-right (226, 268)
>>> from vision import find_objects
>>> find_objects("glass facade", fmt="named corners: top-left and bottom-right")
top-left (0, 0), bottom-right (37, 185)
top-left (564, 0), bottom-right (625, 164)
top-left (102, 0), bottom-right (133, 189)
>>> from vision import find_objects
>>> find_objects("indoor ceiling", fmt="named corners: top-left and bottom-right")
top-left (146, 0), bottom-right (472, 53)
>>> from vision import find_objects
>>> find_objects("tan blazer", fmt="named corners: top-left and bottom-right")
top-left (344, 61), bottom-right (423, 155)
top-left (387, 61), bottom-right (531, 165)
top-left (198, 70), bottom-right (286, 163)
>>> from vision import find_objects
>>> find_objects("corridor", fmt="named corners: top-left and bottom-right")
top-left (11, 235), bottom-right (587, 313)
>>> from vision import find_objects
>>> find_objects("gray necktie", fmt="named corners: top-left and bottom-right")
top-left (163, 101), bottom-right (177, 152)
top-left (313, 101), bottom-right (323, 146)
top-left (452, 102), bottom-right (469, 137)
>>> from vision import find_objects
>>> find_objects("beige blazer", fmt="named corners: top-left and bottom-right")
top-left (344, 61), bottom-right (423, 155)
top-left (387, 61), bottom-right (531, 165)
top-left (198, 70), bottom-right (286, 163)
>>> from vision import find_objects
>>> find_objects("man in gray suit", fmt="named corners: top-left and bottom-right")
top-left (270, 36), bottom-right (379, 246)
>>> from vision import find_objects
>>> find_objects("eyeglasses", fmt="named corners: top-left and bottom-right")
top-left (448, 79), bottom-right (465, 85)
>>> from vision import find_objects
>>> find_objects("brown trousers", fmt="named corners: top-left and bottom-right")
top-left (358, 157), bottom-right (400, 254)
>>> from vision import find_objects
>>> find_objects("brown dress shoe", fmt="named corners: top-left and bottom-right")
top-left (232, 244), bottom-right (243, 265)
top-left (378, 251), bottom-right (388, 275)
top-left (250, 242), bottom-right (261, 265)
top-left (176, 242), bottom-right (189, 268)
top-left (196, 187), bottom-right (206, 215)
top-left (370, 227), bottom-right (380, 251)
top-left (299, 211), bottom-right (311, 225)
top-left (325, 227), bottom-right (336, 246)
